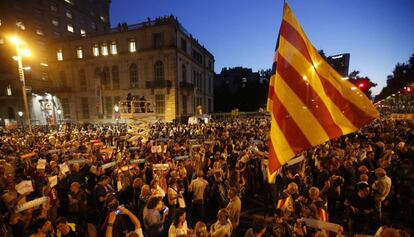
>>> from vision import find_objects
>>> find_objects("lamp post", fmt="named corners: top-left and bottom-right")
top-left (10, 36), bottom-right (32, 133)
top-left (57, 109), bottom-right (62, 124)
top-left (18, 111), bottom-right (23, 129)
top-left (114, 105), bottom-right (120, 126)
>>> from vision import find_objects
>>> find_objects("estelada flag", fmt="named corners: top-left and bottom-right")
top-left (267, 2), bottom-right (379, 182)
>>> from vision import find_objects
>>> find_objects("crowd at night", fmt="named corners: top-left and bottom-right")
top-left (0, 116), bottom-right (412, 237)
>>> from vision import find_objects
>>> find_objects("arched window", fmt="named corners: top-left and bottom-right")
top-left (130, 64), bottom-right (138, 88)
top-left (154, 60), bottom-right (164, 81)
top-left (79, 69), bottom-right (87, 91)
top-left (59, 71), bottom-right (67, 87)
top-left (182, 64), bottom-right (187, 83)
top-left (102, 66), bottom-right (110, 89)
top-left (112, 65), bottom-right (119, 89)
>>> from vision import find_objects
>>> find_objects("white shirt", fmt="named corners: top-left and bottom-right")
top-left (168, 221), bottom-right (188, 237)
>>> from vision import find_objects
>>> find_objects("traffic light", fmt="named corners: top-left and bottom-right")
top-left (358, 82), bottom-right (366, 89)
top-left (403, 86), bottom-right (413, 94)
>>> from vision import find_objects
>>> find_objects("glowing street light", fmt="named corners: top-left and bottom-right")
top-left (114, 105), bottom-right (119, 113)
top-left (9, 36), bottom-right (33, 133)
top-left (18, 111), bottom-right (23, 117)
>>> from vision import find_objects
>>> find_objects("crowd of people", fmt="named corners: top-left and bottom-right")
top-left (0, 115), bottom-right (412, 237)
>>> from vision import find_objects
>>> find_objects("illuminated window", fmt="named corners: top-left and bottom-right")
top-left (52, 18), bottom-right (59, 26)
top-left (128, 39), bottom-right (136, 52)
top-left (80, 29), bottom-right (86, 36)
top-left (57, 49), bottom-right (63, 61)
top-left (67, 24), bottom-right (74, 32)
top-left (110, 41), bottom-right (117, 55)
top-left (101, 43), bottom-right (108, 56)
top-left (76, 47), bottom-right (83, 59)
top-left (66, 10), bottom-right (72, 19)
top-left (16, 21), bottom-right (25, 30)
top-left (92, 44), bottom-right (99, 56)
top-left (7, 85), bottom-right (12, 96)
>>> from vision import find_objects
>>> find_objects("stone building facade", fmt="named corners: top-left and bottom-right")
top-left (49, 16), bottom-right (214, 122)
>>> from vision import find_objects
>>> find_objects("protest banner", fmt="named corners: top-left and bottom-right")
top-left (67, 158), bottom-right (88, 165)
top-left (153, 163), bottom-right (169, 171)
top-left (286, 155), bottom-right (305, 167)
top-left (15, 197), bottom-right (49, 213)
top-left (101, 161), bottom-right (117, 170)
top-left (301, 218), bottom-right (343, 233)
top-left (174, 155), bottom-right (189, 161)
top-left (130, 159), bottom-right (146, 164)
top-left (20, 152), bottom-right (36, 159)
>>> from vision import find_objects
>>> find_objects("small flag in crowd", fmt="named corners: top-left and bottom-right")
top-left (267, 2), bottom-right (379, 182)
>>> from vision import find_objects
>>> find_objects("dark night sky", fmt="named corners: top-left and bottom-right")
top-left (110, 0), bottom-right (414, 95)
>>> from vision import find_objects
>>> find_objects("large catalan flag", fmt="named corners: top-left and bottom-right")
top-left (267, 3), bottom-right (379, 182)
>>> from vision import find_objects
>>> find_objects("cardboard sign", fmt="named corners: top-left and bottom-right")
top-left (48, 176), bottom-right (58, 188)
top-left (59, 163), bottom-right (70, 174)
top-left (15, 197), bottom-right (49, 213)
top-left (15, 180), bottom-right (34, 194)
top-left (151, 146), bottom-right (159, 153)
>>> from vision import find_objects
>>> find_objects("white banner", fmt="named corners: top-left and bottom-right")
top-left (101, 161), bottom-right (117, 170)
top-left (15, 197), bottom-right (49, 213)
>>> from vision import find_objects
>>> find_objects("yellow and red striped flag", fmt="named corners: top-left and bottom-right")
top-left (267, 3), bottom-right (379, 182)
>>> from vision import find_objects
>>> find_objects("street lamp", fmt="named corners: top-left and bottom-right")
top-left (18, 111), bottom-right (23, 129)
top-left (10, 36), bottom-right (32, 133)
top-left (57, 109), bottom-right (62, 124)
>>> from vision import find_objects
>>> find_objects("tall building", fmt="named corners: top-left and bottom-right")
top-left (327, 53), bottom-right (350, 77)
top-left (0, 0), bottom-right (110, 124)
top-left (48, 16), bottom-right (214, 122)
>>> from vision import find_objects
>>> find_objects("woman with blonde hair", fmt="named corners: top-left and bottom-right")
top-left (194, 221), bottom-right (208, 237)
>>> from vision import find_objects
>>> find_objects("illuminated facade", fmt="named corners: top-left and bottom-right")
top-left (49, 16), bottom-right (214, 122)
top-left (0, 0), bottom-right (110, 125)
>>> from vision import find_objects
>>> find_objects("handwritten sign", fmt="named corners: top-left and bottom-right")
top-left (15, 180), bottom-right (34, 194)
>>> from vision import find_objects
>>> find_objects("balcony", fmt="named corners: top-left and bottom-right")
top-left (145, 80), bottom-right (172, 89)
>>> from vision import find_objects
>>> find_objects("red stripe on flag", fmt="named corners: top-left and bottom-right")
top-left (268, 85), bottom-right (275, 101)
top-left (280, 20), bottom-right (376, 128)
top-left (272, 94), bottom-right (312, 154)
top-left (276, 54), bottom-right (344, 139)
top-left (317, 73), bottom-right (377, 128)
top-left (268, 140), bottom-right (281, 174)
top-left (277, 198), bottom-right (287, 209)
top-left (280, 20), bottom-right (313, 63)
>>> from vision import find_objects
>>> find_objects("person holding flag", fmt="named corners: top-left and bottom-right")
top-left (276, 182), bottom-right (298, 220)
